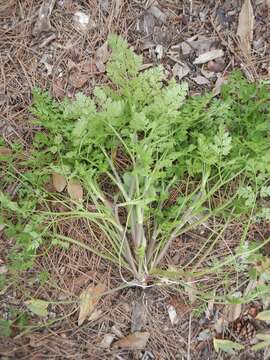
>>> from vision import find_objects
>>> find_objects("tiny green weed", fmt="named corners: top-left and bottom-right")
top-left (1, 36), bottom-right (270, 303)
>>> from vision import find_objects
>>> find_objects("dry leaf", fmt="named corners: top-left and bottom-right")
top-left (100, 333), bottom-right (115, 348)
top-left (168, 305), bottom-right (179, 325)
top-left (111, 325), bottom-right (124, 338)
top-left (131, 299), bottom-right (145, 332)
top-left (185, 279), bottom-right (197, 304)
top-left (193, 49), bottom-right (224, 65)
top-left (88, 309), bottom-right (103, 322)
top-left (95, 61), bottom-right (106, 73)
top-left (113, 0), bottom-right (122, 18)
top-left (256, 310), bottom-right (270, 321)
top-left (69, 71), bottom-right (88, 89)
top-left (148, 4), bottom-right (167, 23)
top-left (172, 63), bottom-right (190, 80)
top-left (180, 36), bottom-right (217, 56)
top-left (79, 60), bottom-right (97, 73)
top-left (191, 75), bottom-right (211, 85)
top-left (96, 42), bottom-right (110, 63)
top-left (207, 58), bottom-right (226, 73)
top-left (0, 265), bottom-right (8, 274)
top-left (214, 316), bottom-right (228, 334)
top-left (112, 332), bottom-right (150, 350)
top-left (32, 0), bottom-right (56, 37)
top-left (213, 75), bottom-right (227, 96)
top-left (73, 11), bottom-right (96, 32)
top-left (52, 77), bottom-right (66, 99)
top-left (78, 283), bottom-right (105, 326)
top-left (67, 179), bottom-right (83, 201)
top-left (52, 173), bottom-right (67, 192)
top-left (0, 147), bottom-right (12, 156)
top-left (237, 0), bottom-right (254, 55)
top-left (224, 303), bottom-right (242, 322)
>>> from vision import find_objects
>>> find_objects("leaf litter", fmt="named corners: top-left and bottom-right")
top-left (237, 0), bottom-right (254, 56)
top-left (78, 283), bottom-right (105, 326)
top-left (112, 331), bottom-right (150, 350)
top-left (67, 179), bottom-right (83, 201)
top-left (52, 173), bottom-right (67, 192)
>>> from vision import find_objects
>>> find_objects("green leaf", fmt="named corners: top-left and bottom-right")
top-left (25, 299), bottom-right (49, 317)
top-left (252, 333), bottom-right (270, 351)
top-left (0, 319), bottom-right (12, 337)
top-left (256, 311), bottom-right (270, 321)
top-left (213, 338), bottom-right (244, 355)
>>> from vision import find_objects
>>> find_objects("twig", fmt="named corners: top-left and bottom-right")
top-left (187, 313), bottom-right (192, 360)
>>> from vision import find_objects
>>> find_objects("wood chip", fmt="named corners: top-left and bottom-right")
top-left (193, 49), bottom-right (224, 65)
top-left (237, 0), bottom-right (254, 56)
top-left (112, 332), bottom-right (150, 350)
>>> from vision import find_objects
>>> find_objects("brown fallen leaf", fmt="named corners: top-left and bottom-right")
top-left (79, 59), bottom-right (97, 73)
top-left (207, 58), bottom-right (226, 73)
top-left (32, 0), bottom-right (56, 37)
top-left (78, 283), bottom-right (106, 326)
top-left (168, 304), bottom-right (179, 325)
top-left (112, 331), bottom-right (150, 350)
top-left (100, 333), bottom-right (115, 348)
top-left (193, 49), bottom-right (224, 65)
top-left (172, 62), bottom-right (190, 80)
top-left (191, 75), bottom-right (211, 85)
top-left (113, 0), bottom-right (122, 18)
top-left (223, 292), bottom-right (242, 322)
top-left (52, 173), bottom-right (67, 192)
top-left (52, 78), bottom-right (66, 99)
top-left (0, 147), bottom-right (12, 157)
top-left (67, 179), bottom-right (83, 201)
top-left (180, 35), bottom-right (218, 56)
top-left (96, 41), bottom-right (110, 63)
top-left (213, 75), bottom-right (227, 96)
top-left (237, 0), bottom-right (254, 56)
top-left (73, 11), bottom-right (96, 32)
top-left (69, 70), bottom-right (88, 89)
top-left (224, 303), bottom-right (242, 322)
